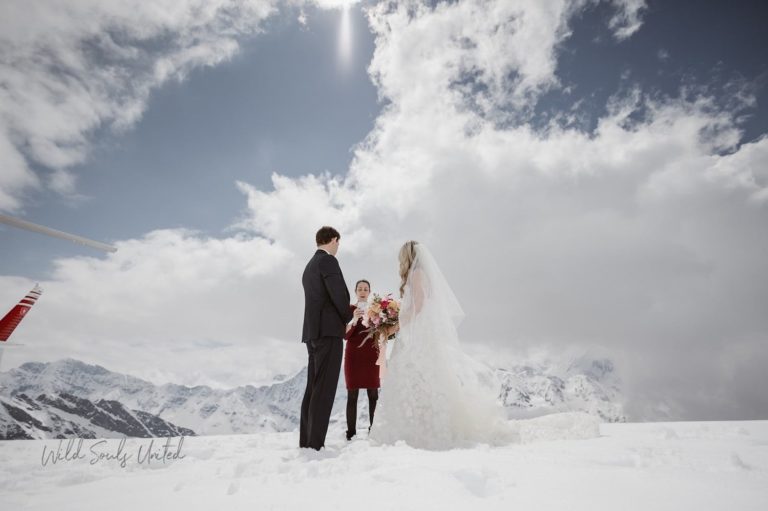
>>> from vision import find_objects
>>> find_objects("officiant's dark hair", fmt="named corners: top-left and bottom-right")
top-left (316, 226), bottom-right (340, 245)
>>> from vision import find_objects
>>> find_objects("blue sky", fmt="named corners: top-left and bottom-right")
top-left (549, 0), bottom-right (767, 139)
top-left (1, 0), bottom-right (767, 421)
top-left (2, 1), bottom-right (766, 277)
top-left (1, 4), bottom-right (380, 277)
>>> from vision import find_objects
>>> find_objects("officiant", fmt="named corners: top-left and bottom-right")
top-left (343, 279), bottom-right (380, 441)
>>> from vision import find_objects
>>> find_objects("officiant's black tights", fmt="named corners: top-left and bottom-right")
top-left (346, 388), bottom-right (378, 439)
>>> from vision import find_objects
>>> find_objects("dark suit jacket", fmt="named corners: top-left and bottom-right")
top-left (302, 249), bottom-right (353, 342)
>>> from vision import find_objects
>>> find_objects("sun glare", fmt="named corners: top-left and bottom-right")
top-left (338, 3), bottom-right (353, 69)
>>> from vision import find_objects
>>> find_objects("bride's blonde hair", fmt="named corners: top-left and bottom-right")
top-left (398, 240), bottom-right (418, 297)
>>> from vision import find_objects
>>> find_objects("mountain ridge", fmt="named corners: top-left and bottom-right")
top-left (0, 356), bottom-right (624, 440)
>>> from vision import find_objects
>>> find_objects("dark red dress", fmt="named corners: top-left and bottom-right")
top-left (343, 305), bottom-right (381, 390)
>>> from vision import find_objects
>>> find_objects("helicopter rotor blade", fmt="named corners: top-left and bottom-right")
top-left (0, 214), bottom-right (116, 253)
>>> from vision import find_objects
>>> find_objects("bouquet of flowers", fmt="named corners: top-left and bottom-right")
top-left (362, 293), bottom-right (400, 335)
top-left (360, 293), bottom-right (400, 377)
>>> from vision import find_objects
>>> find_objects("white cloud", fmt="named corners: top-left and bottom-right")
top-left (2, 0), bottom-right (767, 420)
top-left (309, 0), bottom-right (361, 10)
top-left (605, 0), bottom-right (646, 40)
top-left (0, 0), bottom-right (281, 212)
top-left (0, 0), bottom-right (646, 213)
top-left (230, 0), bottom-right (767, 419)
top-left (1, 229), bottom-right (302, 387)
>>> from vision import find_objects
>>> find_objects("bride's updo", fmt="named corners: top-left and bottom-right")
top-left (398, 240), bottom-right (418, 297)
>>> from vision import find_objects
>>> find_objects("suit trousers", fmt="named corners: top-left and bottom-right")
top-left (299, 336), bottom-right (343, 450)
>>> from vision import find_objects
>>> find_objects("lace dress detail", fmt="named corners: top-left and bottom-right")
top-left (368, 244), bottom-right (599, 450)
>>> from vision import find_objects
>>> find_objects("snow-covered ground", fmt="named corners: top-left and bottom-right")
top-left (1, 420), bottom-right (766, 510)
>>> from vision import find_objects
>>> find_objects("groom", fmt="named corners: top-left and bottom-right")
top-left (300, 226), bottom-right (353, 450)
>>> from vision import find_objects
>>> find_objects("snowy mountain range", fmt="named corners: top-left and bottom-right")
top-left (0, 391), bottom-right (195, 440)
top-left (496, 358), bottom-right (625, 422)
top-left (0, 357), bottom-right (624, 440)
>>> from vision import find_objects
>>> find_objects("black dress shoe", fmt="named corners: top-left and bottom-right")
top-left (346, 430), bottom-right (356, 441)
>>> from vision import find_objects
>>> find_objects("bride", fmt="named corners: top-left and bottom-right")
top-left (368, 240), bottom-right (600, 450)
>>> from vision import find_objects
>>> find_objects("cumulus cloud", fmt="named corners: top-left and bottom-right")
top-left (0, 229), bottom-right (302, 387)
top-left (2, 0), bottom-right (766, 420)
top-left (0, 0), bottom-right (281, 212)
top-left (229, 0), bottom-right (767, 419)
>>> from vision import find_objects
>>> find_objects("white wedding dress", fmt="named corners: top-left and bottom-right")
top-left (368, 243), bottom-right (600, 450)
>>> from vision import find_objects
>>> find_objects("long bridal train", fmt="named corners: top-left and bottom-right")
top-left (368, 242), bottom-right (600, 450)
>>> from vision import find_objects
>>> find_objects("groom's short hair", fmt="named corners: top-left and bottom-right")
top-left (316, 226), bottom-right (340, 245)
